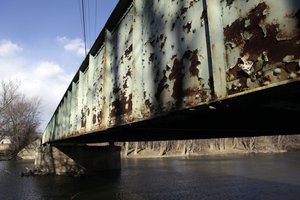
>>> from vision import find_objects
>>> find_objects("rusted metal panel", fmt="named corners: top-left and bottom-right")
top-left (92, 45), bottom-right (106, 129)
top-left (131, 0), bottom-right (144, 119)
top-left (212, 0), bottom-right (300, 95)
top-left (85, 55), bottom-right (95, 131)
top-left (66, 91), bottom-right (71, 135)
top-left (61, 96), bottom-right (67, 137)
top-left (70, 82), bottom-right (78, 136)
top-left (42, 0), bottom-right (300, 143)
top-left (135, 0), bottom-right (212, 117)
top-left (106, 8), bottom-right (134, 126)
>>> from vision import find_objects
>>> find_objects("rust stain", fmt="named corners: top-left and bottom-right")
top-left (155, 70), bottom-right (169, 100)
top-left (110, 93), bottom-right (133, 118)
top-left (239, 77), bottom-right (248, 89)
top-left (150, 38), bottom-right (155, 47)
top-left (159, 34), bottom-right (164, 40)
top-left (181, 7), bottom-right (188, 15)
top-left (145, 99), bottom-right (154, 112)
top-left (183, 50), bottom-right (201, 76)
top-left (258, 75), bottom-right (271, 86)
top-left (183, 22), bottom-right (192, 33)
top-left (160, 36), bottom-right (167, 50)
top-left (97, 111), bottom-right (102, 124)
top-left (155, 49), bottom-right (202, 103)
top-left (125, 44), bottom-right (133, 57)
top-left (221, 0), bottom-right (234, 7)
top-left (169, 58), bottom-right (184, 102)
top-left (92, 114), bottom-right (97, 124)
top-left (225, 2), bottom-right (300, 63)
top-left (228, 58), bottom-right (251, 79)
top-left (120, 55), bottom-right (124, 64)
top-left (149, 53), bottom-right (155, 62)
top-left (189, 50), bottom-right (200, 76)
top-left (183, 87), bottom-right (208, 103)
top-left (224, 18), bottom-right (245, 46)
top-left (126, 68), bottom-right (131, 77)
top-left (113, 87), bottom-right (121, 94)
top-left (285, 62), bottom-right (299, 73)
top-left (81, 107), bottom-right (87, 128)
top-left (199, 90), bottom-right (208, 102)
top-left (183, 88), bottom-right (194, 97)
top-left (171, 22), bottom-right (176, 31)
top-left (123, 79), bottom-right (128, 89)
top-left (244, 24), bottom-right (300, 63)
top-left (225, 2), bottom-right (300, 94)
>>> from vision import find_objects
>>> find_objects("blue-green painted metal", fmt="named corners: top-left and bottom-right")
top-left (42, 0), bottom-right (300, 143)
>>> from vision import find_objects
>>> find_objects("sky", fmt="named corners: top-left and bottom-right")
top-left (0, 0), bottom-right (119, 131)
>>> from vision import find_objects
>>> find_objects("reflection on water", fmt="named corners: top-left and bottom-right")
top-left (1, 152), bottom-right (300, 200)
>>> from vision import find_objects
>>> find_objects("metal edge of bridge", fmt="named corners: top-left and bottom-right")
top-left (50, 78), bottom-right (300, 145)
top-left (61, 0), bottom-right (133, 106)
top-left (44, 0), bottom-right (300, 145)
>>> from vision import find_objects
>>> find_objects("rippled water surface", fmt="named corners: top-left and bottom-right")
top-left (1, 152), bottom-right (300, 200)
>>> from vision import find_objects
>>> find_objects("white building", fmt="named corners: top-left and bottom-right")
top-left (0, 136), bottom-right (11, 144)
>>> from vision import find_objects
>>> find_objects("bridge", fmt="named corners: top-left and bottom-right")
top-left (39, 0), bottom-right (300, 174)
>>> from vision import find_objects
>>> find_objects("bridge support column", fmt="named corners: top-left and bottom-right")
top-left (35, 144), bottom-right (121, 175)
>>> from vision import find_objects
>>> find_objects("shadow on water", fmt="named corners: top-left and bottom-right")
top-left (30, 170), bottom-right (122, 200)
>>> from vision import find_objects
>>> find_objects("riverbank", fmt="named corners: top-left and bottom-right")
top-left (15, 135), bottom-right (300, 162)
top-left (121, 147), bottom-right (288, 159)
top-left (12, 135), bottom-right (300, 176)
top-left (118, 135), bottom-right (300, 159)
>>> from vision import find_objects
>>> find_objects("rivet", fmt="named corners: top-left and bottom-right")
top-left (273, 68), bottom-right (282, 76)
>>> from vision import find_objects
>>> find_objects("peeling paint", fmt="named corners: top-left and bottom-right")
top-left (183, 22), bottom-right (192, 33)
top-left (42, 0), bottom-right (300, 144)
top-left (125, 44), bottom-right (133, 57)
top-left (155, 70), bottom-right (169, 101)
top-left (221, 0), bottom-right (234, 7)
top-left (169, 58), bottom-right (184, 102)
top-left (110, 93), bottom-right (133, 118)
top-left (224, 1), bottom-right (300, 94)
top-left (189, 50), bottom-right (201, 76)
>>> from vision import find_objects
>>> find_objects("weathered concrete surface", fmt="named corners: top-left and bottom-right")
top-left (34, 144), bottom-right (80, 175)
top-left (17, 139), bottom-right (40, 160)
top-left (34, 144), bottom-right (121, 175)
top-left (56, 145), bottom-right (121, 173)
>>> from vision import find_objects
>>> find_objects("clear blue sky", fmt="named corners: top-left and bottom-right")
top-left (0, 0), bottom-right (119, 130)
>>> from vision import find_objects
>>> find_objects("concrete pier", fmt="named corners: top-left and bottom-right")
top-left (35, 144), bottom-right (121, 175)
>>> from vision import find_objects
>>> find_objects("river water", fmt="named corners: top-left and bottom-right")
top-left (0, 152), bottom-right (300, 200)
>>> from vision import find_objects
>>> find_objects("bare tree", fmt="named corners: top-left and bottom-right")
top-left (0, 80), bottom-right (19, 135)
top-left (0, 80), bottom-right (19, 112)
top-left (0, 80), bottom-right (41, 156)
